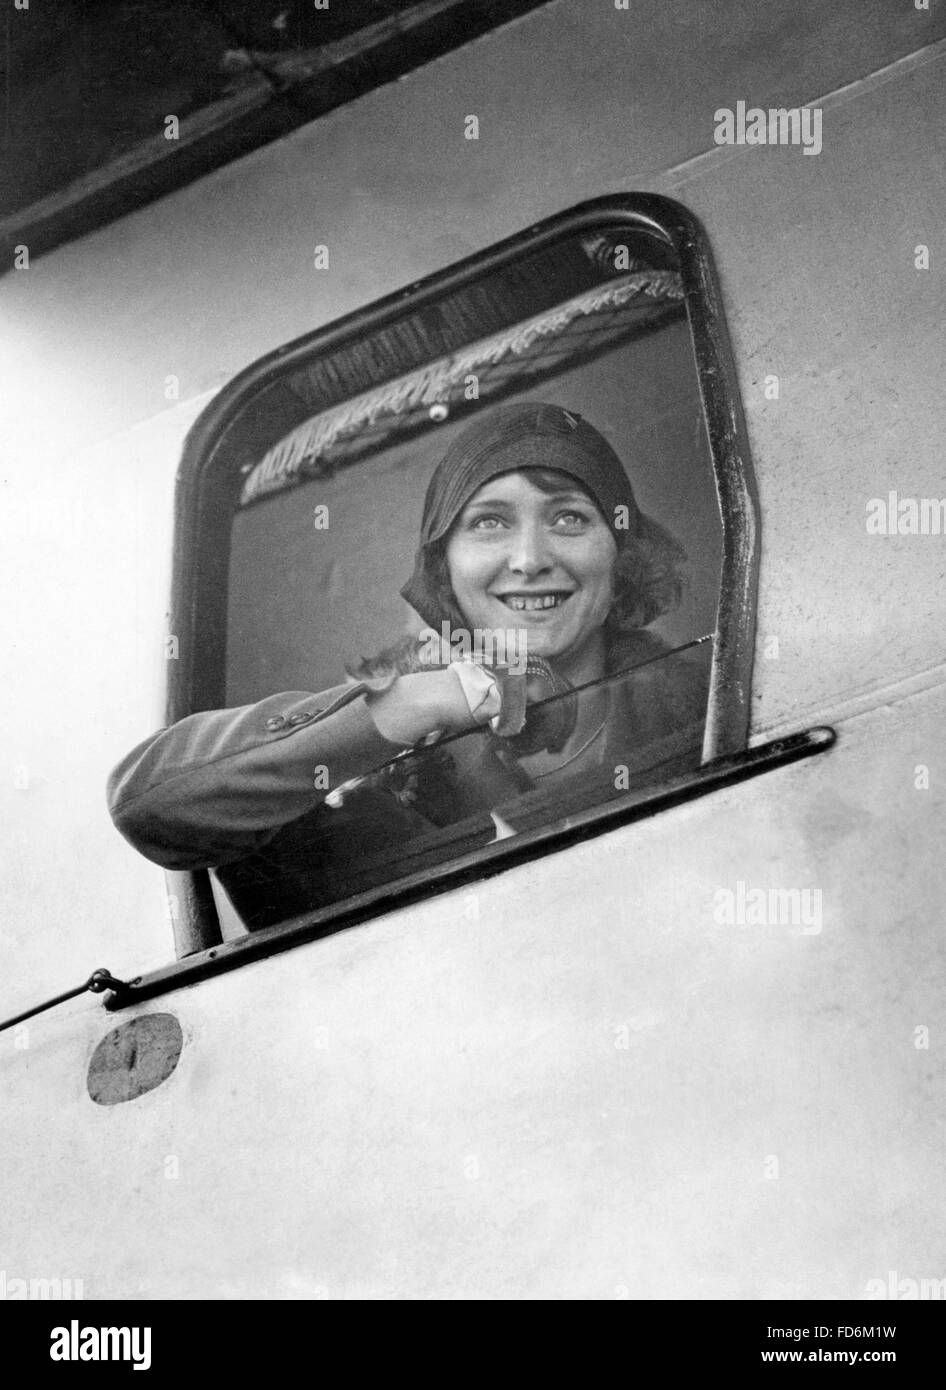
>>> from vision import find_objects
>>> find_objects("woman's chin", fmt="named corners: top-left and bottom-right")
top-left (524, 624), bottom-right (608, 677)
top-left (522, 631), bottom-right (572, 663)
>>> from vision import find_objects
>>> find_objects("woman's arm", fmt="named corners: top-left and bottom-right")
top-left (107, 670), bottom-right (488, 871)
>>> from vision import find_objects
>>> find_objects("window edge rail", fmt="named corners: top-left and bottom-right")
top-left (105, 725), bottom-right (836, 1012)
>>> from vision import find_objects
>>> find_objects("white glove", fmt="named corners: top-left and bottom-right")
top-left (447, 659), bottom-right (503, 729)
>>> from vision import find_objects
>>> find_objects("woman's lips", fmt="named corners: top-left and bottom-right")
top-left (494, 591), bottom-right (574, 612)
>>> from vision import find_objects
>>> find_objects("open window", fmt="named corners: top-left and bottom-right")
top-left (152, 194), bottom-right (829, 970)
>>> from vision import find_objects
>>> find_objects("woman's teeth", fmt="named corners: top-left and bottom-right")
top-left (500, 593), bottom-right (569, 611)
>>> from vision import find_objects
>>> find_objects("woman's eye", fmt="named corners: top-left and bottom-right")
top-left (465, 509), bottom-right (591, 533)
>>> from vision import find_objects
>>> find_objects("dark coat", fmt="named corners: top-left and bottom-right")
top-left (108, 630), bottom-right (709, 930)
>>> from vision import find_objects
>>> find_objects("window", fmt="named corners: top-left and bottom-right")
top-left (145, 193), bottom-right (826, 971)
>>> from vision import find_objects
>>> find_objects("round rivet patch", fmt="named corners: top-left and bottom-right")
top-left (87, 1014), bottom-right (184, 1106)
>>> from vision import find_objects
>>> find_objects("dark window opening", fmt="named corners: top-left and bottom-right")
top-left (154, 194), bottom-right (771, 959)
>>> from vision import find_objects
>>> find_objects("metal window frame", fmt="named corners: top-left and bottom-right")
top-left (0, 0), bottom-right (558, 267)
top-left (165, 192), bottom-right (764, 959)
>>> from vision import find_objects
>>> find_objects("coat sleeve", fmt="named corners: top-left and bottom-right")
top-left (106, 683), bottom-right (405, 871)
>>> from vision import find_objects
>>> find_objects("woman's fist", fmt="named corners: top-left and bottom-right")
top-left (363, 666), bottom-right (496, 745)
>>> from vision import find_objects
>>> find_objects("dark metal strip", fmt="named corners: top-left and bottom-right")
top-left (107, 726), bottom-right (836, 1010)
top-left (0, 0), bottom-right (556, 267)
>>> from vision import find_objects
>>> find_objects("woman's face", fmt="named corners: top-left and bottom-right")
top-left (444, 469), bottom-right (619, 664)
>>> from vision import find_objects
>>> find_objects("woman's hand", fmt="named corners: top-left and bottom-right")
top-left (364, 667), bottom-right (499, 746)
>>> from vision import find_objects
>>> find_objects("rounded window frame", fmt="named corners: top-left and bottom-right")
top-left (164, 193), bottom-right (762, 958)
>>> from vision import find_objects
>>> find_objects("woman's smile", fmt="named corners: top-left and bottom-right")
top-left (444, 469), bottom-right (618, 671)
top-left (493, 589), bottom-right (574, 612)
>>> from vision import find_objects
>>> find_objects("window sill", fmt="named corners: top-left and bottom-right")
top-left (105, 725), bottom-right (835, 1011)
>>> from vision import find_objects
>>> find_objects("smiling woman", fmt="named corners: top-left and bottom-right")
top-left (106, 201), bottom-right (735, 938)
top-left (107, 398), bottom-right (709, 929)
top-left (409, 401), bottom-right (687, 677)
top-left (386, 401), bottom-right (701, 781)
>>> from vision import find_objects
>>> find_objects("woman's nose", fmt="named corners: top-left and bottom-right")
top-left (506, 523), bottom-right (553, 576)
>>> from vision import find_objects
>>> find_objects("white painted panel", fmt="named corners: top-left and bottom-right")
top-left (0, 397), bottom-right (214, 992)
top-left (1, 680), bottom-right (942, 1298)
